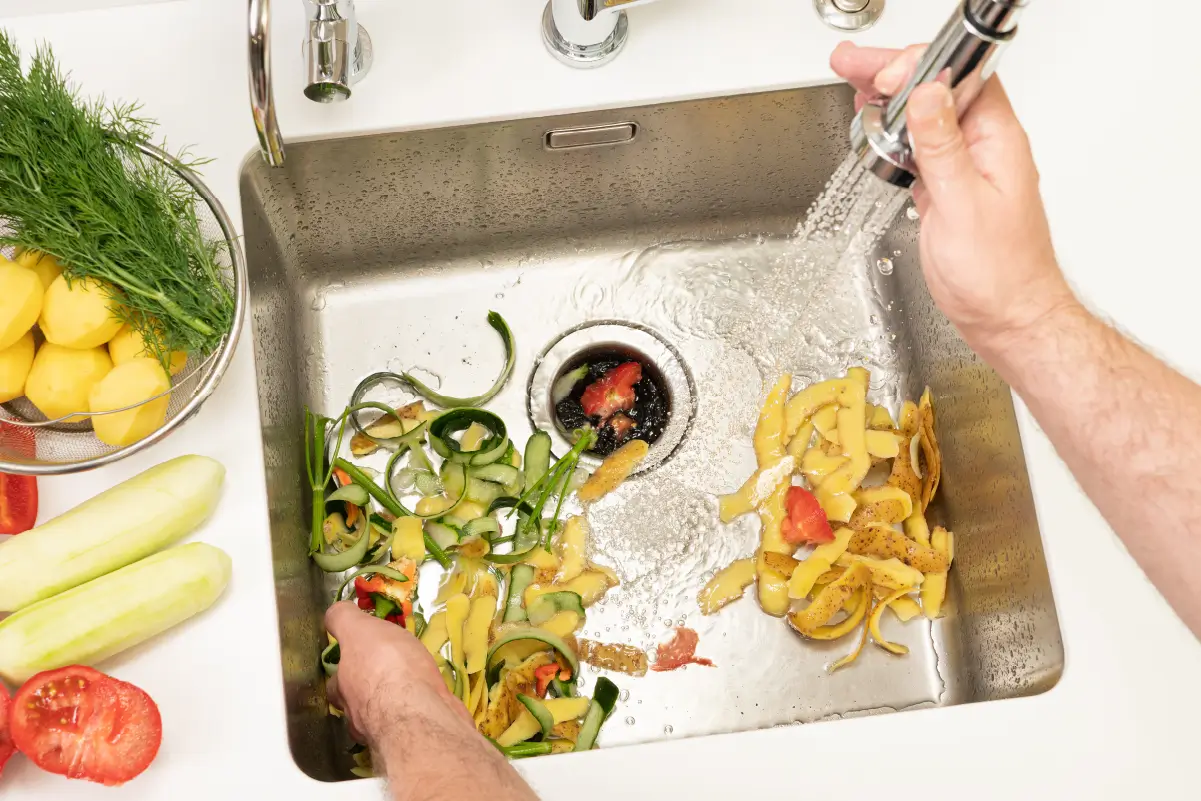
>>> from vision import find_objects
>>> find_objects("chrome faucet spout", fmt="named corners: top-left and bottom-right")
top-left (850, 0), bottom-right (1029, 188)
top-left (248, 0), bottom-right (373, 166)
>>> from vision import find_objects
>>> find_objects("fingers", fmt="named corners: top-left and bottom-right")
top-left (325, 600), bottom-right (362, 642)
top-left (830, 42), bottom-right (904, 96)
top-left (906, 82), bottom-right (984, 204)
top-left (873, 44), bottom-right (928, 96)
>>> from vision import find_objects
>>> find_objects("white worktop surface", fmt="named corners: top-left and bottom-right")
top-left (2, 0), bottom-right (1200, 797)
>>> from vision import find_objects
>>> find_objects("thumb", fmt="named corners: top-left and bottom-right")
top-left (906, 82), bottom-right (981, 203)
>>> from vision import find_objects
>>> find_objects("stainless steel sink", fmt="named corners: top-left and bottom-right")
top-left (241, 83), bottom-right (1063, 782)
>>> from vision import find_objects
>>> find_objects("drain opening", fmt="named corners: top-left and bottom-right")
top-left (528, 322), bottom-right (694, 475)
top-left (552, 348), bottom-right (670, 456)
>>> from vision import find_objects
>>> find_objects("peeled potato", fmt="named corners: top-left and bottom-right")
top-left (0, 331), bottom-right (35, 403)
top-left (89, 358), bottom-right (171, 447)
top-left (108, 324), bottom-right (188, 376)
top-left (14, 250), bottom-right (64, 289)
top-left (40, 275), bottom-right (124, 349)
top-left (0, 261), bottom-right (44, 351)
top-left (26, 343), bottom-right (113, 422)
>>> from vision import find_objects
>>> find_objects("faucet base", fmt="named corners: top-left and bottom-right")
top-left (542, 3), bottom-right (629, 69)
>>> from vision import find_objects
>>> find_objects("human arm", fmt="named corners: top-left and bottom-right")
top-left (831, 43), bottom-right (1201, 637)
top-left (324, 602), bottom-right (540, 801)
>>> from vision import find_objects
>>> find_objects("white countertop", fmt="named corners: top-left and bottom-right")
top-left (2, 0), bottom-right (1200, 797)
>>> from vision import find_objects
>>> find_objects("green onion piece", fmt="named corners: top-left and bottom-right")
top-left (486, 738), bottom-right (554, 759)
top-left (401, 312), bottom-right (515, 408)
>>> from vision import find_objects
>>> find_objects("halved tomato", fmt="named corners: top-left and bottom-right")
top-left (580, 362), bottom-right (641, 421)
top-left (11, 666), bottom-right (162, 786)
top-left (0, 684), bottom-right (14, 778)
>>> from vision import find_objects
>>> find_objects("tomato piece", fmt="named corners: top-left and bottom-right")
top-left (580, 362), bottom-right (642, 421)
top-left (781, 486), bottom-right (835, 545)
top-left (652, 627), bottom-right (715, 672)
top-left (0, 684), bottom-right (14, 778)
top-left (356, 594), bottom-right (375, 611)
top-left (11, 666), bottom-right (162, 786)
top-left (0, 472), bottom-right (37, 535)
top-left (606, 412), bottom-right (636, 442)
top-left (354, 575), bottom-right (387, 597)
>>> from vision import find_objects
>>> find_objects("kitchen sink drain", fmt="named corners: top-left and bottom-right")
top-left (528, 321), bottom-right (694, 475)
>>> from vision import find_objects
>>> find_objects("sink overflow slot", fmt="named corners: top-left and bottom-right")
top-left (544, 122), bottom-right (638, 151)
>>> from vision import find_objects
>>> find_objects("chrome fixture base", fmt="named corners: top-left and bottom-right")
top-left (542, 2), bottom-right (630, 68)
top-left (814, 0), bottom-right (885, 32)
top-left (851, 103), bottom-right (916, 188)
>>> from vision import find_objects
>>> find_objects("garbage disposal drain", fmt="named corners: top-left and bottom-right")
top-left (528, 322), bottom-right (694, 475)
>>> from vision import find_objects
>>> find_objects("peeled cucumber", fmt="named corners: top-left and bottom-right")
top-left (0, 542), bottom-right (232, 685)
top-left (0, 454), bottom-right (225, 612)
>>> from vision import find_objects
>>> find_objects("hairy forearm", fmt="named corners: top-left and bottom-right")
top-left (977, 299), bottom-right (1201, 636)
top-left (372, 697), bottom-right (538, 801)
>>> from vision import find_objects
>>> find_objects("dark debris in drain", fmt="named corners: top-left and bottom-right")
top-left (553, 350), bottom-right (670, 457)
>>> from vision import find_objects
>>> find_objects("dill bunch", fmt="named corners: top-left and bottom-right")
top-left (0, 32), bottom-right (233, 363)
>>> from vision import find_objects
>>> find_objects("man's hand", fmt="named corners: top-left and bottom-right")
top-left (325, 602), bottom-right (539, 801)
top-left (325, 601), bottom-right (472, 749)
top-left (830, 42), bottom-right (1076, 354)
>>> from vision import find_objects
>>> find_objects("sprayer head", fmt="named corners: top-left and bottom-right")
top-left (851, 103), bottom-right (917, 189)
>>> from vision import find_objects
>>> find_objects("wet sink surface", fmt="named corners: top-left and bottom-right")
top-left (241, 83), bottom-right (1063, 780)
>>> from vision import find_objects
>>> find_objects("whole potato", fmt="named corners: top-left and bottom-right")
top-left (0, 331), bottom-right (35, 403)
top-left (39, 275), bottom-right (124, 349)
top-left (14, 250), bottom-right (64, 289)
top-left (108, 324), bottom-right (188, 376)
top-left (0, 261), bottom-right (44, 351)
top-left (89, 358), bottom-right (171, 447)
top-left (26, 343), bottom-right (113, 422)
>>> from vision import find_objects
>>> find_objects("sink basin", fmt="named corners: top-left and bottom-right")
top-left (241, 83), bottom-right (1063, 781)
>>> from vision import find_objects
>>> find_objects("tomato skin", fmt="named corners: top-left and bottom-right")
top-left (0, 472), bottom-right (37, 534)
top-left (781, 486), bottom-right (835, 545)
top-left (580, 362), bottom-right (642, 421)
top-left (0, 684), bottom-right (14, 778)
top-left (11, 666), bottom-right (162, 786)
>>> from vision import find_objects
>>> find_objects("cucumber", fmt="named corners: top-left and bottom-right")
top-left (424, 521), bottom-right (460, 551)
top-left (517, 694), bottom-right (554, 737)
top-left (485, 624), bottom-right (580, 680)
top-left (574, 677), bottom-right (619, 752)
top-left (0, 542), bottom-right (232, 685)
top-left (462, 516), bottom-right (500, 540)
top-left (527, 591), bottom-right (586, 626)
top-left (523, 431), bottom-right (552, 493)
top-left (503, 565), bottom-right (536, 623)
top-left (0, 455), bottom-right (225, 612)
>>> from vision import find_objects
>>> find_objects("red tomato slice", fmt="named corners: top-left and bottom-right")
top-left (11, 666), bottom-right (162, 786)
top-left (580, 362), bottom-right (642, 421)
top-left (781, 486), bottom-right (835, 545)
top-left (651, 627), bottom-right (715, 672)
top-left (0, 684), bottom-right (14, 778)
top-left (0, 472), bottom-right (37, 534)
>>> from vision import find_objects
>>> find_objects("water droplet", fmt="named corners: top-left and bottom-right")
top-left (676, 617), bottom-right (686, 626)
top-left (624, 716), bottom-right (635, 725)
top-left (893, 249), bottom-right (902, 257)
top-left (869, 314), bottom-right (879, 325)
top-left (589, 664), bottom-right (600, 673)
top-left (310, 294), bottom-right (326, 311)
top-left (618, 689), bottom-right (630, 702)
top-left (663, 725), bottom-right (674, 734)
top-left (876, 257), bottom-right (894, 276)
top-left (494, 292), bottom-right (504, 299)
top-left (906, 205), bottom-right (920, 220)
top-left (663, 618), bottom-right (673, 627)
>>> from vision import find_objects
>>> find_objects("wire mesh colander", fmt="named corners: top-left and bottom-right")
top-left (0, 142), bottom-right (247, 475)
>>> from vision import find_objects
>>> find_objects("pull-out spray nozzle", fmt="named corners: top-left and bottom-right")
top-left (850, 0), bottom-right (1028, 188)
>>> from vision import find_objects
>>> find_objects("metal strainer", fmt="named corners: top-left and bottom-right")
top-left (0, 142), bottom-right (247, 475)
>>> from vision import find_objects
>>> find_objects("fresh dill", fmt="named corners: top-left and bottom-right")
top-left (0, 32), bottom-right (233, 363)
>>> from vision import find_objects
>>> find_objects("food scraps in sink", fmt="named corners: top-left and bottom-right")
top-left (702, 369), bottom-right (955, 671)
top-left (302, 312), bottom-right (663, 769)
